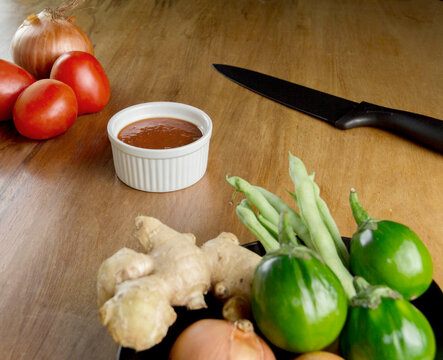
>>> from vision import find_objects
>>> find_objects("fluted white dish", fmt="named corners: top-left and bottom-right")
top-left (107, 102), bottom-right (212, 192)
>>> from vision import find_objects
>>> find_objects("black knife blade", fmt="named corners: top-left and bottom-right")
top-left (213, 64), bottom-right (443, 153)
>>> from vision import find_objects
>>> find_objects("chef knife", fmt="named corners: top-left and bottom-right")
top-left (212, 64), bottom-right (443, 153)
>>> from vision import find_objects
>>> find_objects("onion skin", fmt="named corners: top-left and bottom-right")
top-left (11, 9), bottom-right (94, 79)
top-left (169, 318), bottom-right (276, 360)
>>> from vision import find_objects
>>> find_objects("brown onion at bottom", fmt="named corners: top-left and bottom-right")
top-left (169, 318), bottom-right (276, 360)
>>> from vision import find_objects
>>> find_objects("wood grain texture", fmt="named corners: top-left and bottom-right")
top-left (0, 0), bottom-right (442, 358)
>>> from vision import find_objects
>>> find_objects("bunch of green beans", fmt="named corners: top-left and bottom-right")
top-left (226, 152), bottom-right (356, 299)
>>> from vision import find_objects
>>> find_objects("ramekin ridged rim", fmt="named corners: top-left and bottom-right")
top-left (107, 102), bottom-right (213, 159)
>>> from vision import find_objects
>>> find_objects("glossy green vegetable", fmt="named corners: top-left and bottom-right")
top-left (349, 189), bottom-right (433, 300)
top-left (340, 277), bottom-right (436, 360)
top-left (251, 213), bottom-right (348, 353)
top-left (252, 245), bottom-right (348, 353)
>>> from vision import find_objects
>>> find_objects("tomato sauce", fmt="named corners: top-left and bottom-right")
top-left (118, 117), bottom-right (203, 149)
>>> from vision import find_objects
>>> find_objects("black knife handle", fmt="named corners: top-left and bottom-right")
top-left (335, 101), bottom-right (443, 153)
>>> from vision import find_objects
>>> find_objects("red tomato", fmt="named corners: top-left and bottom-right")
top-left (50, 51), bottom-right (111, 115)
top-left (0, 59), bottom-right (35, 121)
top-left (13, 79), bottom-right (78, 140)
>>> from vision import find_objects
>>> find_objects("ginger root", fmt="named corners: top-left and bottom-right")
top-left (201, 231), bottom-right (261, 321)
top-left (97, 216), bottom-right (261, 352)
top-left (97, 247), bottom-right (154, 308)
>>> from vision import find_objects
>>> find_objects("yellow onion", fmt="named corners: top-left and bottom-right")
top-left (169, 318), bottom-right (276, 360)
top-left (11, 3), bottom-right (93, 79)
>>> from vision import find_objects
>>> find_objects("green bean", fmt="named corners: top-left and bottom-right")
top-left (289, 153), bottom-right (355, 299)
top-left (257, 213), bottom-right (279, 239)
top-left (311, 179), bottom-right (350, 268)
top-left (255, 186), bottom-right (313, 248)
top-left (226, 175), bottom-right (280, 225)
top-left (238, 196), bottom-right (279, 238)
top-left (278, 212), bottom-right (300, 247)
top-left (235, 199), bottom-right (280, 252)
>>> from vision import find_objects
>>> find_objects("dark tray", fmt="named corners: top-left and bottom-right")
top-left (117, 240), bottom-right (443, 360)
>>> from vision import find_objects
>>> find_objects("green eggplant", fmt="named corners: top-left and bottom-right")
top-left (251, 244), bottom-right (348, 353)
top-left (349, 189), bottom-right (433, 300)
top-left (340, 277), bottom-right (436, 360)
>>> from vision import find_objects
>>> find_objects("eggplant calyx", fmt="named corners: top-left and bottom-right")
top-left (356, 218), bottom-right (379, 232)
top-left (350, 277), bottom-right (402, 309)
top-left (267, 244), bottom-right (317, 262)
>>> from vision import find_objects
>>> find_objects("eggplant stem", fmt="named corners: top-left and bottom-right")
top-left (349, 189), bottom-right (371, 226)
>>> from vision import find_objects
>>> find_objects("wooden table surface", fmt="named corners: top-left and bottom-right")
top-left (1, 0), bottom-right (442, 358)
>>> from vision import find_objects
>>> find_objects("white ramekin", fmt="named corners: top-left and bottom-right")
top-left (107, 102), bottom-right (212, 192)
